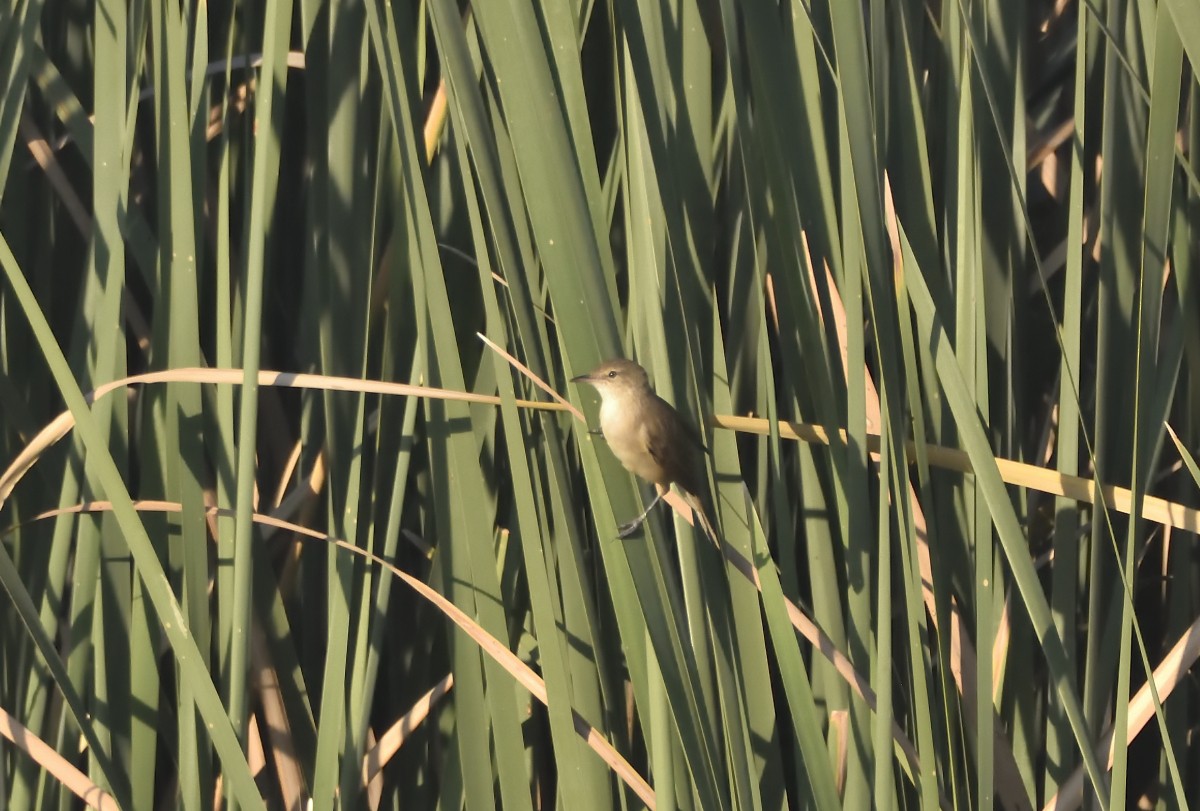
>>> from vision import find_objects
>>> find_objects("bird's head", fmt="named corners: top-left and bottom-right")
top-left (571, 358), bottom-right (651, 403)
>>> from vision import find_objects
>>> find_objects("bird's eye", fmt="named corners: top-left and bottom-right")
top-left (607, 370), bottom-right (617, 378)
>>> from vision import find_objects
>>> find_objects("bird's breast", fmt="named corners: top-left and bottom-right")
top-left (598, 397), bottom-right (670, 484)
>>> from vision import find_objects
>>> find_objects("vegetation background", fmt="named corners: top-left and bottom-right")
top-left (1, 0), bottom-right (1199, 809)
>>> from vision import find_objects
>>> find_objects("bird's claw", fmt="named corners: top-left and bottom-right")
top-left (616, 519), bottom-right (642, 539)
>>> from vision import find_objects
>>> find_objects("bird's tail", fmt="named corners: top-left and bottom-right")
top-left (682, 489), bottom-right (720, 547)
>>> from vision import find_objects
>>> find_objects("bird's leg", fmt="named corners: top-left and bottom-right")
top-left (617, 484), bottom-right (668, 538)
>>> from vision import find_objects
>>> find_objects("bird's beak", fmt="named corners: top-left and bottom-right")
top-left (571, 372), bottom-right (595, 383)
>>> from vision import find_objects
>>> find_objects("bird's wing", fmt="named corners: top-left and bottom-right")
top-left (642, 402), bottom-right (703, 495)
top-left (654, 394), bottom-right (708, 454)
top-left (641, 421), bottom-right (669, 471)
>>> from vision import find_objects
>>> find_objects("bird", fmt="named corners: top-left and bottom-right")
top-left (571, 358), bottom-right (717, 541)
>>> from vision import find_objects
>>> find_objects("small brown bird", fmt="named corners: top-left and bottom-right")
top-left (572, 358), bottom-right (716, 540)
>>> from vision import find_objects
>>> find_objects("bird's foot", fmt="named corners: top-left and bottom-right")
top-left (616, 518), bottom-right (644, 539)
